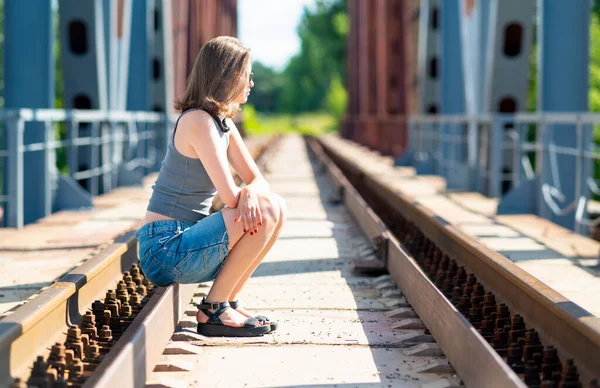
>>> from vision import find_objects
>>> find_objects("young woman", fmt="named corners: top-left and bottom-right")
top-left (135, 36), bottom-right (287, 337)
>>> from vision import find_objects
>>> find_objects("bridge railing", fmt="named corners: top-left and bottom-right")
top-left (406, 113), bottom-right (599, 235)
top-left (0, 109), bottom-right (176, 228)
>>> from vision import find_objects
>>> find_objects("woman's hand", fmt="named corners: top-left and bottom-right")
top-left (235, 186), bottom-right (263, 235)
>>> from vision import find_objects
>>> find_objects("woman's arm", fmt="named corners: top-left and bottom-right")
top-left (226, 119), bottom-right (270, 193)
top-left (183, 111), bottom-right (242, 208)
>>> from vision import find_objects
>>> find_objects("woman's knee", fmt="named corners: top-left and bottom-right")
top-left (257, 192), bottom-right (280, 224)
top-left (270, 193), bottom-right (287, 223)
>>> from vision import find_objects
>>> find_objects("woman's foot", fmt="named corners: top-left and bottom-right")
top-left (233, 305), bottom-right (269, 322)
top-left (196, 306), bottom-right (266, 328)
top-left (229, 300), bottom-right (278, 332)
top-left (195, 300), bottom-right (270, 337)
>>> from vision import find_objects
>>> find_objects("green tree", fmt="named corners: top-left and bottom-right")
top-left (247, 61), bottom-right (282, 112)
top-left (278, 0), bottom-right (348, 113)
top-left (324, 72), bottom-right (347, 121)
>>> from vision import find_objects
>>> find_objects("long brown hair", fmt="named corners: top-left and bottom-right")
top-left (174, 36), bottom-right (251, 118)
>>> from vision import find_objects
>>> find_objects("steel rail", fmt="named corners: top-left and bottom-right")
top-left (310, 135), bottom-right (600, 387)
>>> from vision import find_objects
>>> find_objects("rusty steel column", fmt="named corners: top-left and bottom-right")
top-left (343, 0), bottom-right (359, 141)
top-left (232, 0), bottom-right (238, 36)
top-left (395, 0), bottom-right (420, 156)
top-left (357, 0), bottom-right (369, 147)
top-left (172, 0), bottom-right (190, 100)
top-left (386, 0), bottom-right (407, 157)
top-left (366, 2), bottom-right (378, 150)
top-left (375, 0), bottom-right (389, 155)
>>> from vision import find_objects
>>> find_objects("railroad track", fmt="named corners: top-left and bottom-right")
top-left (309, 135), bottom-right (600, 388)
top-left (1, 136), bottom-right (278, 388)
top-left (5, 132), bottom-right (599, 387)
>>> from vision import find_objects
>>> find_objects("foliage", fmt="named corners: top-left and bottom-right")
top-left (242, 104), bottom-right (336, 137)
top-left (278, 0), bottom-right (348, 113)
top-left (324, 72), bottom-right (347, 121)
top-left (243, 0), bottom-right (348, 135)
top-left (246, 61), bottom-right (283, 113)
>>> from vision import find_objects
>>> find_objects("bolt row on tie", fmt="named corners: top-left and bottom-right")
top-left (12, 264), bottom-right (156, 388)
top-left (350, 191), bottom-right (594, 388)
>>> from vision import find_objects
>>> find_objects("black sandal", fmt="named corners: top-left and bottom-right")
top-left (229, 300), bottom-right (278, 332)
top-left (196, 299), bottom-right (270, 337)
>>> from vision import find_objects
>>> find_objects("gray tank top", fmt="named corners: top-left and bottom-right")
top-left (147, 108), bottom-right (230, 224)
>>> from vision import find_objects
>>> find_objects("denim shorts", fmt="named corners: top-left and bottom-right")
top-left (134, 212), bottom-right (230, 286)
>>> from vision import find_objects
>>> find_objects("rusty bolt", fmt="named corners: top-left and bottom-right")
top-left (508, 314), bottom-right (526, 346)
top-left (458, 294), bottom-right (471, 316)
top-left (560, 359), bottom-right (581, 387)
top-left (124, 274), bottom-right (137, 295)
top-left (492, 328), bottom-right (508, 357)
top-left (451, 286), bottom-right (462, 306)
top-left (99, 325), bottom-right (113, 343)
top-left (495, 304), bottom-right (511, 330)
top-left (524, 360), bottom-right (541, 386)
top-left (110, 316), bottom-right (123, 337)
top-left (92, 300), bottom-right (106, 327)
top-left (104, 310), bottom-right (112, 326)
top-left (86, 339), bottom-right (101, 361)
top-left (64, 326), bottom-right (84, 360)
top-left (137, 284), bottom-right (147, 297)
top-left (68, 357), bottom-right (84, 379)
top-left (120, 301), bottom-right (132, 317)
top-left (524, 329), bottom-right (544, 363)
top-left (130, 291), bottom-right (142, 307)
top-left (81, 311), bottom-right (98, 340)
top-left (542, 346), bottom-right (562, 381)
top-left (27, 356), bottom-right (50, 388)
top-left (481, 292), bottom-right (496, 317)
top-left (468, 304), bottom-right (483, 330)
top-left (507, 343), bottom-right (524, 374)
top-left (479, 316), bottom-right (495, 342)
top-left (143, 278), bottom-right (154, 292)
top-left (453, 266), bottom-right (467, 288)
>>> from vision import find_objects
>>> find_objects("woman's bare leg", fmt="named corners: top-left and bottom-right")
top-left (197, 193), bottom-right (280, 327)
top-left (228, 193), bottom-right (287, 317)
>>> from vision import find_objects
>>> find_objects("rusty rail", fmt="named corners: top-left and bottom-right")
top-left (307, 135), bottom-right (600, 387)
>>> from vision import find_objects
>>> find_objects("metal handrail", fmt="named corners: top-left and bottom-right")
top-left (0, 108), bottom-right (177, 228)
top-left (408, 112), bottom-right (600, 236)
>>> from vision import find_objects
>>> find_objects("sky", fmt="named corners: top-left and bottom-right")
top-left (238, 0), bottom-right (316, 71)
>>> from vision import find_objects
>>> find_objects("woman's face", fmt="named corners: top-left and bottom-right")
top-left (233, 65), bottom-right (254, 104)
